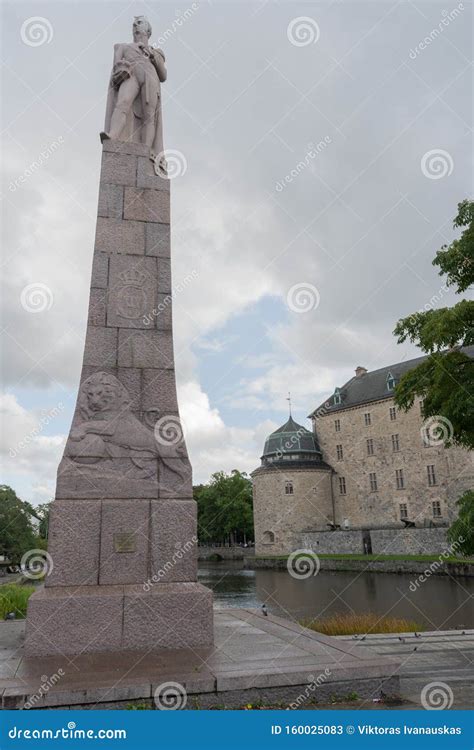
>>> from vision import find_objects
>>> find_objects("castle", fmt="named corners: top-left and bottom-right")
top-left (251, 348), bottom-right (474, 557)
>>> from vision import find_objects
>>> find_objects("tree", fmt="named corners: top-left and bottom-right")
top-left (0, 486), bottom-right (37, 564)
top-left (36, 502), bottom-right (51, 540)
top-left (194, 470), bottom-right (254, 545)
top-left (447, 490), bottom-right (474, 556)
top-left (393, 199), bottom-right (474, 449)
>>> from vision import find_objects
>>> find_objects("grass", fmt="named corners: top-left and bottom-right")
top-left (258, 553), bottom-right (474, 563)
top-left (302, 612), bottom-right (424, 636)
top-left (0, 583), bottom-right (35, 620)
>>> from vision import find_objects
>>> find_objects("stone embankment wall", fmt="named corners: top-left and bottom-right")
top-left (247, 557), bottom-right (474, 577)
top-left (298, 527), bottom-right (450, 555)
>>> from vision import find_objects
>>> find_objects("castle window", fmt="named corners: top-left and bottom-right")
top-left (427, 465), bottom-right (437, 486)
top-left (399, 503), bottom-right (408, 520)
top-left (432, 500), bottom-right (442, 518)
top-left (391, 434), bottom-right (400, 452)
top-left (285, 481), bottom-right (294, 495)
top-left (334, 388), bottom-right (342, 406)
top-left (364, 412), bottom-right (371, 426)
top-left (386, 372), bottom-right (396, 391)
top-left (339, 477), bottom-right (346, 495)
top-left (369, 472), bottom-right (378, 492)
top-left (422, 428), bottom-right (430, 447)
top-left (334, 419), bottom-right (341, 432)
top-left (262, 530), bottom-right (275, 544)
top-left (389, 406), bottom-right (397, 421)
top-left (366, 438), bottom-right (374, 456)
top-left (336, 444), bottom-right (343, 460)
top-left (420, 399), bottom-right (425, 415)
top-left (395, 469), bottom-right (405, 489)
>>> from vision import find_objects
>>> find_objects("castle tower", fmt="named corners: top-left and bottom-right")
top-left (251, 416), bottom-right (334, 556)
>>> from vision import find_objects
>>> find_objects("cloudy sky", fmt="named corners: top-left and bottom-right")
top-left (1, 0), bottom-right (472, 505)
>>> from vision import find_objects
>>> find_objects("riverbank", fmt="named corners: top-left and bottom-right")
top-left (245, 554), bottom-right (474, 577)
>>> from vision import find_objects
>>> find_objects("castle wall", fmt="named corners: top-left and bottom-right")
top-left (252, 467), bottom-right (333, 556)
top-left (314, 396), bottom-right (473, 530)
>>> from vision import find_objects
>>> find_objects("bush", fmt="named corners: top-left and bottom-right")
top-left (302, 612), bottom-right (424, 636)
top-left (0, 584), bottom-right (35, 620)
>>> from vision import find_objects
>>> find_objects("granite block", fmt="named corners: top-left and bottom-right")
top-left (122, 583), bottom-right (214, 650)
top-left (102, 140), bottom-right (150, 157)
top-left (158, 457), bottom-right (193, 499)
top-left (88, 288), bottom-right (107, 326)
top-left (95, 218), bottom-right (145, 255)
top-left (91, 252), bottom-right (109, 289)
top-left (124, 188), bottom-right (170, 224)
top-left (46, 500), bottom-right (101, 587)
top-left (56, 466), bottom-right (159, 500)
top-left (150, 500), bottom-right (197, 583)
top-left (107, 254), bottom-right (158, 329)
top-left (97, 183), bottom-right (124, 218)
top-left (83, 326), bottom-right (117, 367)
top-left (100, 152), bottom-right (137, 187)
top-left (99, 500), bottom-right (150, 585)
top-left (141, 369), bottom-right (179, 413)
top-left (117, 330), bottom-right (174, 369)
top-left (140, 293), bottom-right (172, 330)
top-left (157, 258), bottom-right (172, 294)
top-left (24, 586), bottom-right (124, 656)
top-left (145, 222), bottom-right (170, 257)
top-left (137, 156), bottom-right (170, 191)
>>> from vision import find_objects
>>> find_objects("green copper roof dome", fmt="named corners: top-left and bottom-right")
top-left (261, 416), bottom-right (322, 464)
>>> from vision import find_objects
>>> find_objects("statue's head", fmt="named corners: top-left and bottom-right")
top-left (133, 15), bottom-right (152, 41)
top-left (79, 372), bottom-right (130, 418)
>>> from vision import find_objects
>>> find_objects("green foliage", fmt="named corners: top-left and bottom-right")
top-left (0, 584), bottom-right (35, 620)
top-left (447, 490), bottom-right (474, 556)
top-left (393, 200), bottom-right (474, 449)
top-left (194, 470), bottom-right (254, 544)
top-left (36, 502), bottom-right (51, 540)
top-left (0, 486), bottom-right (37, 564)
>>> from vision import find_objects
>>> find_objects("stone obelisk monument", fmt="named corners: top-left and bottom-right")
top-left (25, 16), bottom-right (213, 656)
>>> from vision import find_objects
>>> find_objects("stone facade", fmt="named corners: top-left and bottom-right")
top-left (314, 395), bottom-right (473, 531)
top-left (252, 363), bottom-right (473, 557)
top-left (253, 467), bottom-right (333, 556)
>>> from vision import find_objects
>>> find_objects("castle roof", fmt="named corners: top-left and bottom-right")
top-left (262, 416), bottom-right (322, 459)
top-left (309, 345), bottom-right (474, 417)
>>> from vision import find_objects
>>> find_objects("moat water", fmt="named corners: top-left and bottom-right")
top-left (198, 561), bottom-right (474, 629)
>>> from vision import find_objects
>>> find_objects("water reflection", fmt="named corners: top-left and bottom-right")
top-left (198, 561), bottom-right (473, 629)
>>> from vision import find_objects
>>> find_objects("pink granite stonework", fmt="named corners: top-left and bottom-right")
top-left (25, 18), bottom-right (213, 655)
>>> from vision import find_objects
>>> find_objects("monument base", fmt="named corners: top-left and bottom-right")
top-left (24, 582), bottom-right (213, 657)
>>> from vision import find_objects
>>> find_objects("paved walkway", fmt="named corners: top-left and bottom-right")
top-left (1, 609), bottom-right (398, 709)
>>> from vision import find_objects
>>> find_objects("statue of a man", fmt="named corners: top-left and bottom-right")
top-left (101, 16), bottom-right (167, 169)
